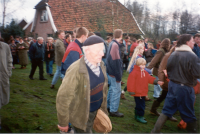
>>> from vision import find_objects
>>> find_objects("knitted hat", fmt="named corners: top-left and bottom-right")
top-left (83, 35), bottom-right (104, 46)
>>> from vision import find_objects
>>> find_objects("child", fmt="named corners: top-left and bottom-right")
top-left (127, 44), bottom-right (151, 74)
top-left (127, 58), bottom-right (163, 123)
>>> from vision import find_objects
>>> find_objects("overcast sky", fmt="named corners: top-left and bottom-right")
top-left (0, 0), bottom-right (200, 25)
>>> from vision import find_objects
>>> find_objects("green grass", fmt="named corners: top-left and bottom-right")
top-left (0, 63), bottom-right (199, 133)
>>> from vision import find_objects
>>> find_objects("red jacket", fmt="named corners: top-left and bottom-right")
top-left (129, 42), bottom-right (138, 57)
top-left (127, 65), bottom-right (156, 97)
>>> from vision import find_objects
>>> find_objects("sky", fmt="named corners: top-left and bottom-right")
top-left (0, 0), bottom-right (200, 25)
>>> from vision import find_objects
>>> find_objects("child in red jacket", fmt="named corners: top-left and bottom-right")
top-left (127, 58), bottom-right (163, 123)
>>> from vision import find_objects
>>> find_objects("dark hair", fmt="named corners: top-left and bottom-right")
top-left (19, 37), bottom-right (23, 40)
top-left (132, 38), bottom-right (137, 42)
top-left (57, 30), bottom-right (65, 35)
top-left (88, 32), bottom-right (95, 37)
top-left (177, 34), bottom-right (193, 47)
top-left (106, 36), bottom-right (112, 40)
top-left (76, 27), bottom-right (89, 38)
top-left (114, 29), bottom-right (123, 39)
top-left (160, 38), bottom-right (171, 52)
top-left (24, 36), bottom-right (27, 39)
top-left (65, 33), bottom-right (71, 39)
top-left (125, 36), bottom-right (130, 40)
top-left (11, 39), bottom-right (15, 42)
top-left (193, 33), bottom-right (200, 39)
top-left (15, 36), bottom-right (19, 38)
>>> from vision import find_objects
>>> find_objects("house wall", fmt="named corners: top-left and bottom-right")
top-left (33, 9), bottom-right (54, 42)
top-left (24, 23), bottom-right (33, 37)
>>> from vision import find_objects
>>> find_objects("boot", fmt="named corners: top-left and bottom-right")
top-left (186, 121), bottom-right (197, 133)
top-left (168, 116), bottom-right (177, 122)
top-left (150, 100), bottom-right (160, 116)
top-left (121, 93), bottom-right (126, 100)
top-left (136, 115), bottom-right (147, 124)
top-left (151, 113), bottom-right (168, 133)
top-left (50, 85), bottom-right (55, 89)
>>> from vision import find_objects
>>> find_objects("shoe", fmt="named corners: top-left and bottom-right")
top-left (168, 116), bottom-right (178, 122)
top-left (151, 113), bottom-right (168, 133)
top-left (50, 85), bottom-right (55, 89)
top-left (22, 67), bottom-right (26, 69)
top-left (136, 116), bottom-right (147, 124)
top-left (110, 111), bottom-right (124, 117)
top-left (186, 121), bottom-right (197, 133)
top-left (29, 76), bottom-right (34, 80)
top-left (40, 78), bottom-right (47, 80)
top-left (50, 74), bottom-right (54, 77)
top-left (121, 93), bottom-right (126, 100)
top-left (121, 81), bottom-right (125, 85)
top-left (150, 100), bottom-right (160, 116)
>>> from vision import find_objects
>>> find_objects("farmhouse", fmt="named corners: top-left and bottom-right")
top-left (24, 0), bottom-right (144, 40)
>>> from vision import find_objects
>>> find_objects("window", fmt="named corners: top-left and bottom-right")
top-left (47, 34), bottom-right (53, 37)
top-left (41, 10), bottom-right (48, 22)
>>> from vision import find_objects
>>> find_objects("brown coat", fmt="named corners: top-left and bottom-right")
top-left (157, 52), bottom-right (171, 91)
top-left (55, 38), bottom-right (65, 66)
top-left (56, 57), bottom-right (108, 131)
top-left (147, 48), bottom-right (166, 76)
top-left (17, 42), bottom-right (29, 66)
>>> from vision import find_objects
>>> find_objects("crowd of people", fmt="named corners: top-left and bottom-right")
top-left (0, 27), bottom-right (200, 133)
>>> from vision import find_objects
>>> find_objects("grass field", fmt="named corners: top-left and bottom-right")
top-left (0, 63), bottom-right (199, 133)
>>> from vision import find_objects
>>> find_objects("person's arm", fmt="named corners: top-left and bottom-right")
top-left (127, 71), bottom-right (136, 95)
top-left (29, 44), bottom-right (35, 60)
top-left (56, 41), bottom-right (64, 54)
top-left (6, 44), bottom-right (13, 77)
top-left (61, 51), bottom-right (80, 75)
top-left (109, 43), bottom-right (122, 82)
top-left (56, 66), bottom-right (78, 130)
top-left (158, 54), bottom-right (169, 82)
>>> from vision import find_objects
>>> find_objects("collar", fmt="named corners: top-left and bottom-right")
top-left (75, 39), bottom-right (82, 49)
top-left (65, 39), bottom-right (70, 44)
top-left (112, 39), bottom-right (120, 46)
top-left (84, 56), bottom-right (100, 68)
top-left (175, 45), bottom-right (195, 54)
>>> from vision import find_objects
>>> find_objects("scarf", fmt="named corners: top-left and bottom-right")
top-left (47, 43), bottom-right (52, 58)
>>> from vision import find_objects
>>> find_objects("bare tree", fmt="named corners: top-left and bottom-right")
top-left (1, 0), bottom-right (26, 27)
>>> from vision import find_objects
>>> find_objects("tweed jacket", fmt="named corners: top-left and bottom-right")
top-left (56, 57), bottom-right (108, 131)
top-left (55, 38), bottom-right (65, 66)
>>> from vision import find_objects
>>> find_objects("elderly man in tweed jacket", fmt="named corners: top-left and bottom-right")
top-left (56, 35), bottom-right (108, 133)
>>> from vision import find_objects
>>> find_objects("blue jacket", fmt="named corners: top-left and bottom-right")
top-left (192, 44), bottom-right (200, 58)
top-left (29, 42), bottom-right (45, 61)
top-left (61, 39), bottom-right (83, 75)
top-left (106, 40), bottom-right (123, 82)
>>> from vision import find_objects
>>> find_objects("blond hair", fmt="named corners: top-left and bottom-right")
top-left (127, 44), bottom-right (144, 72)
top-left (136, 58), bottom-right (146, 66)
top-left (148, 43), bottom-right (154, 49)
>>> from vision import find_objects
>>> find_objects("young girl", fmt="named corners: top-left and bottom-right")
top-left (127, 44), bottom-right (151, 74)
top-left (127, 58), bottom-right (163, 124)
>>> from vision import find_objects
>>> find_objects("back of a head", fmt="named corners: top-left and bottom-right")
top-left (76, 27), bottom-right (89, 38)
top-left (176, 34), bottom-right (192, 47)
top-left (88, 32), bottom-right (95, 37)
top-left (160, 38), bottom-right (170, 50)
top-left (114, 29), bottom-right (123, 39)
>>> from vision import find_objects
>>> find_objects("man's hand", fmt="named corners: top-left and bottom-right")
top-left (57, 125), bottom-right (69, 132)
top-left (158, 81), bottom-right (164, 86)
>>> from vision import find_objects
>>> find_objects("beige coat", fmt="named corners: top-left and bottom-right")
top-left (0, 41), bottom-right (12, 109)
top-left (55, 38), bottom-right (65, 66)
top-left (17, 42), bottom-right (29, 66)
top-left (56, 57), bottom-right (108, 131)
